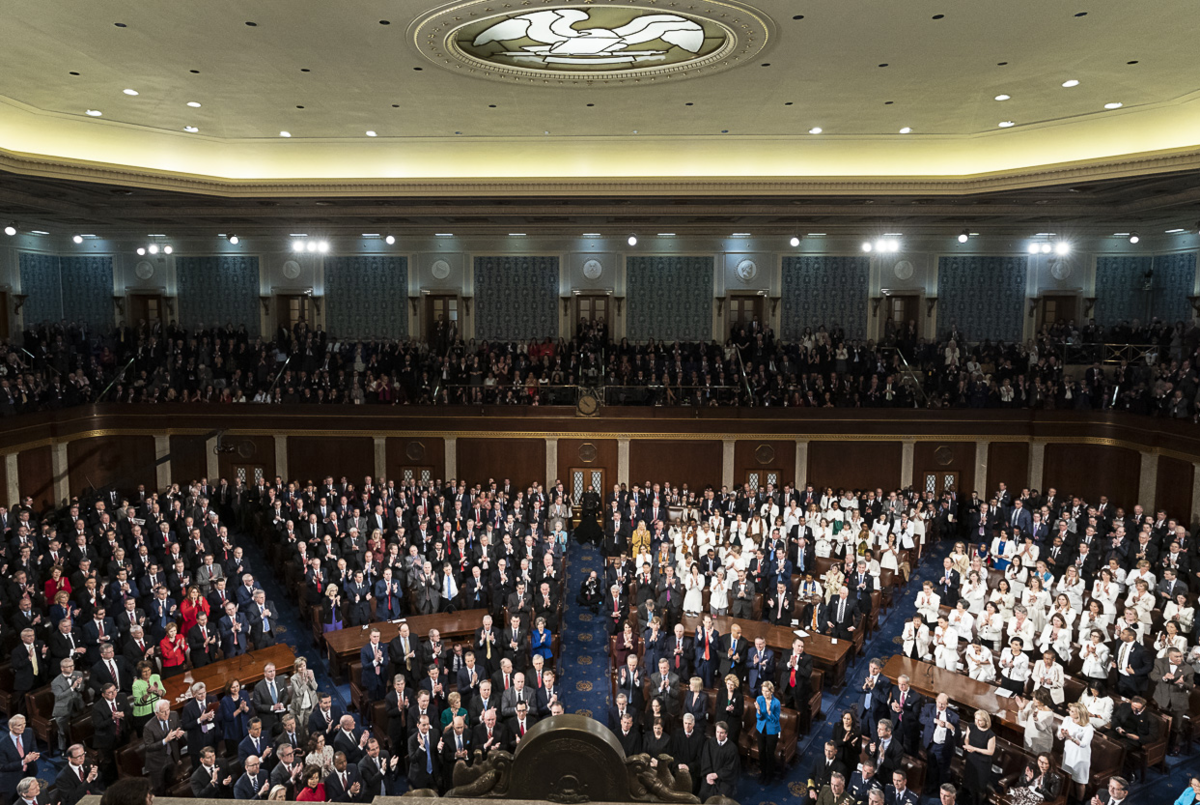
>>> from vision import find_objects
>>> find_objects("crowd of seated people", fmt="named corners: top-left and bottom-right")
top-left (585, 478), bottom-right (1199, 805)
top-left (0, 461), bottom-right (1197, 804)
top-left (3, 314), bottom-right (1200, 415)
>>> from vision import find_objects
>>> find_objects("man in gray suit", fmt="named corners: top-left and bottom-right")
top-left (252, 663), bottom-right (292, 733)
top-left (144, 699), bottom-right (185, 794)
top-left (50, 658), bottom-right (86, 753)
top-left (196, 554), bottom-right (224, 596)
top-left (1150, 648), bottom-right (1195, 754)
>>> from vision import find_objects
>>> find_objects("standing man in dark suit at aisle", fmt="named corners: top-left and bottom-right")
top-left (856, 658), bottom-right (892, 737)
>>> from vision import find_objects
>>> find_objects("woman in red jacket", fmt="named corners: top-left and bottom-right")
top-left (180, 585), bottom-right (210, 635)
top-left (159, 621), bottom-right (188, 676)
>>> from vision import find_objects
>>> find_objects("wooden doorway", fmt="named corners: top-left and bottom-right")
top-left (425, 295), bottom-right (459, 344)
top-left (1039, 295), bottom-right (1079, 329)
top-left (128, 294), bottom-right (164, 327)
top-left (276, 294), bottom-right (312, 335)
top-left (886, 294), bottom-right (921, 338)
top-left (232, 464), bottom-right (266, 486)
top-left (398, 466), bottom-right (434, 486)
top-left (575, 295), bottom-right (609, 336)
top-left (922, 470), bottom-right (959, 497)
top-left (570, 467), bottom-right (605, 507)
top-left (727, 296), bottom-right (764, 337)
top-left (744, 469), bottom-right (782, 493)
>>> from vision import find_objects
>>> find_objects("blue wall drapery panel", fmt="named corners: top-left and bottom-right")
top-left (626, 256), bottom-right (714, 342)
top-left (176, 256), bottom-right (261, 336)
top-left (60, 256), bottom-right (114, 329)
top-left (781, 256), bottom-right (870, 340)
top-left (473, 256), bottom-right (560, 341)
top-left (18, 253), bottom-right (63, 326)
top-left (1151, 252), bottom-right (1196, 324)
top-left (1094, 256), bottom-right (1154, 328)
top-left (324, 256), bottom-right (409, 339)
top-left (936, 255), bottom-right (1027, 342)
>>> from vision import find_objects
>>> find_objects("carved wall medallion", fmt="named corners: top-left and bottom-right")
top-left (431, 259), bottom-right (452, 280)
top-left (754, 443), bottom-right (775, 465)
top-left (578, 442), bottom-right (599, 463)
top-left (582, 258), bottom-right (604, 280)
top-left (934, 445), bottom-right (954, 466)
top-left (405, 440), bottom-right (426, 462)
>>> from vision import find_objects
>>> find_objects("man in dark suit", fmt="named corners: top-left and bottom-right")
top-left (868, 720), bottom-right (905, 785)
top-left (699, 722), bottom-right (740, 800)
top-left (847, 759), bottom-right (885, 805)
top-left (779, 638), bottom-right (813, 712)
top-left (718, 623), bottom-right (747, 682)
top-left (889, 676), bottom-right (924, 754)
top-left (1108, 698), bottom-right (1153, 781)
top-left (143, 700), bottom-right (185, 794)
top-left (90, 643), bottom-right (133, 696)
top-left (1112, 629), bottom-right (1153, 697)
top-left (470, 709), bottom-right (511, 760)
top-left (885, 770), bottom-right (919, 805)
top-left (934, 559), bottom-right (961, 608)
top-left (233, 755), bottom-right (271, 800)
top-left (919, 693), bottom-right (959, 791)
top-left (252, 663), bottom-right (291, 733)
top-left (764, 581), bottom-right (794, 626)
top-left (332, 714), bottom-right (371, 766)
top-left (187, 611), bottom-right (219, 668)
top-left (693, 616), bottom-right (720, 688)
top-left (324, 751), bottom-right (365, 802)
top-left (308, 693), bottom-right (347, 739)
top-left (827, 587), bottom-right (858, 640)
top-left (190, 745), bottom-right (234, 799)
top-left (0, 715), bottom-right (40, 801)
top-left (238, 718), bottom-right (275, 768)
top-left (436, 719), bottom-right (471, 792)
top-left (407, 715), bottom-right (441, 792)
top-left (91, 682), bottom-right (132, 784)
top-left (856, 658), bottom-right (892, 736)
top-left (181, 681), bottom-right (221, 764)
top-left (602, 583), bottom-right (628, 636)
top-left (1150, 648), bottom-right (1194, 754)
top-left (218, 600), bottom-right (250, 658)
top-left (54, 744), bottom-right (103, 805)
top-left (1093, 776), bottom-right (1130, 805)
top-left (246, 589), bottom-right (278, 650)
top-left (607, 693), bottom-right (640, 733)
top-left (614, 712), bottom-right (642, 756)
top-left (746, 637), bottom-right (775, 695)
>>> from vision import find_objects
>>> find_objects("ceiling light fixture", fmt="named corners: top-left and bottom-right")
top-left (899, 127), bottom-right (912, 134)
top-left (385, 235), bottom-right (395, 245)
top-left (627, 235), bottom-right (638, 246)
top-left (163, 245), bottom-right (173, 255)
top-left (1040, 243), bottom-right (1052, 254)
top-left (732, 232), bottom-right (751, 237)
top-left (292, 240), bottom-right (306, 253)
top-left (1062, 79), bottom-right (1080, 87)
top-left (86, 109), bottom-right (102, 117)
top-left (861, 242), bottom-right (873, 253)
top-left (148, 244), bottom-right (159, 255)
top-left (30, 230), bottom-right (49, 235)
top-left (279, 131), bottom-right (291, 137)
top-left (435, 233), bottom-right (454, 238)
top-left (1129, 233), bottom-right (1140, 244)
top-left (1054, 241), bottom-right (1071, 255)
top-left (3, 223), bottom-right (16, 237)
top-left (366, 130), bottom-right (377, 137)
top-left (789, 236), bottom-right (801, 247)
top-left (1165, 228), bottom-right (1186, 234)
top-left (958, 230), bottom-right (970, 243)
top-left (998, 120), bottom-right (1015, 128)
top-left (1104, 102), bottom-right (1123, 109)
top-left (582, 233), bottom-right (602, 238)
top-left (317, 241), bottom-right (330, 253)
top-left (657, 233), bottom-right (676, 237)
top-left (228, 235), bottom-right (239, 245)
top-left (122, 88), bottom-right (139, 96)
top-left (184, 126), bottom-right (198, 133)
top-left (187, 101), bottom-right (202, 108)
top-left (1027, 243), bottom-right (1040, 255)
top-left (137, 247), bottom-right (146, 256)
top-left (509, 233), bottom-right (526, 237)
top-left (808, 127), bottom-right (823, 134)
top-left (306, 241), bottom-right (318, 252)
top-left (72, 235), bottom-right (83, 244)
top-left (994, 94), bottom-right (1011, 101)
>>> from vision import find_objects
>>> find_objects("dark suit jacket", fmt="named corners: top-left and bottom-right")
top-left (55, 763), bottom-right (103, 805)
top-left (406, 731), bottom-right (441, 790)
top-left (233, 771), bottom-right (268, 800)
top-left (142, 711), bottom-right (183, 772)
top-left (91, 694), bottom-right (134, 750)
top-left (324, 765), bottom-right (365, 803)
top-left (358, 751), bottom-right (401, 798)
top-left (190, 761), bottom-right (232, 799)
top-left (808, 755), bottom-right (848, 793)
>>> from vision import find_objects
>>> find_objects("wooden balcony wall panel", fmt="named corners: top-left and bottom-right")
top-left (456, 438), bottom-right (546, 487)
top-left (1043, 443), bottom-right (1142, 511)
top-left (287, 436), bottom-right (374, 486)
top-left (169, 435), bottom-right (210, 484)
top-left (66, 435), bottom-right (157, 498)
top-left (987, 442), bottom-right (1030, 494)
top-left (1155, 454), bottom-right (1194, 522)
top-left (807, 441), bottom-right (902, 492)
top-left (385, 436), bottom-right (446, 481)
top-left (556, 439), bottom-right (618, 487)
top-left (629, 439), bottom-right (722, 492)
top-left (912, 441), bottom-right (976, 493)
top-left (733, 439), bottom-right (797, 487)
top-left (18, 445), bottom-right (54, 510)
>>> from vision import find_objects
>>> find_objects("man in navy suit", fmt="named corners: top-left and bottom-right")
top-left (0, 714), bottom-right (39, 798)
top-left (233, 755), bottom-right (270, 800)
top-left (919, 693), bottom-right (960, 791)
top-left (856, 658), bottom-right (892, 736)
top-left (308, 693), bottom-right (347, 739)
top-left (218, 600), bottom-right (250, 658)
top-left (324, 751), bottom-right (365, 802)
top-left (238, 719), bottom-right (275, 768)
top-left (1007, 499), bottom-right (1033, 538)
top-left (746, 637), bottom-right (775, 695)
top-left (885, 769), bottom-right (919, 805)
top-left (359, 628), bottom-right (390, 702)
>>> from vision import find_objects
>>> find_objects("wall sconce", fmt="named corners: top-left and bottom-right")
top-left (461, 295), bottom-right (473, 316)
top-left (870, 296), bottom-right (884, 318)
top-left (715, 298), bottom-right (725, 315)
top-left (259, 296), bottom-right (271, 315)
top-left (1083, 297), bottom-right (1097, 317)
top-left (1028, 298), bottom-right (1039, 318)
top-left (164, 296), bottom-right (176, 316)
top-left (304, 289), bottom-right (322, 316)
top-left (1188, 296), bottom-right (1200, 317)
top-left (769, 295), bottom-right (781, 316)
top-left (561, 295), bottom-right (572, 315)
top-left (408, 295), bottom-right (421, 316)
top-left (614, 295), bottom-right (625, 316)
top-left (925, 297), bottom-right (938, 318)
top-left (112, 296), bottom-right (125, 317)
top-left (12, 294), bottom-right (28, 314)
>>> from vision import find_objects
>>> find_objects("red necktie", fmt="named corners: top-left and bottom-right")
top-left (704, 632), bottom-right (710, 661)
top-left (789, 658), bottom-right (796, 687)
top-left (504, 675), bottom-right (509, 690)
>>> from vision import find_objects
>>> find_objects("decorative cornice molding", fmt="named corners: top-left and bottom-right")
top-left (5, 144), bottom-right (1200, 199)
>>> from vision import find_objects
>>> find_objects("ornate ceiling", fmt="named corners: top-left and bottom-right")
top-left (1, 0), bottom-right (1199, 194)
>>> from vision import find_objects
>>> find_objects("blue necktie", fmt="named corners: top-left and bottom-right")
top-left (425, 740), bottom-right (432, 774)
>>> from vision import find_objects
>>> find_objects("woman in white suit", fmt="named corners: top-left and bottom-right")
top-left (1078, 629), bottom-right (1111, 684)
top-left (964, 639), bottom-right (995, 682)
top-left (1030, 650), bottom-right (1066, 705)
top-left (989, 528), bottom-right (1017, 570)
top-left (902, 613), bottom-right (932, 661)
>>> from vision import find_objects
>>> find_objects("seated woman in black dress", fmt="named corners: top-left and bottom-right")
top-left (643, 716), bottom-right (673, 758)
top-left (716, 674), bottom-right (744, 744)
top-left (1001, 752), bottom-right (1065, 805)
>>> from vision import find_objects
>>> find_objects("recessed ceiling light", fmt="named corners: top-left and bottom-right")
top-left (306, 241), bottom-right (318, 252)
top-left (379, 19), bottom-right (391, 25)
top-left (245, 21), bottom-right (257, 26)
top-left (861, 242), bottom-right (873, 253)
top-left (1128, 233), bottom-right (1140, 244)
top-left (366, 130), bottom-right (377, 137)
top-left (1127, 60), bottom-right (1139, 65)
top-left (732, 233), bottom-right (751, 237)
top-left (998, 120), bottom-right (1015, 128)
top-left (86, 109), bottom-right (102, 117)
top-left (1074, 11), bottom-right (1088, 17)
top-left (72, 235), bottom-right (83, 244)
top-left (163, 246), bottom-right (173, 255)
top-left (1054, 241), bottom-right (1071, 255)
top-left (899, 127), bottom-right (912, 134)
top-left (69, 71), bottom-right (80, 76)
top-left (932, 13), bottom-right (945, 19)
top-left (279, 131), bottom-right (291, 137)
top-left (317, 241), bottom-right (330, 253)
top-left (113, 23), bottom-right (127, 28)
top-left (878, 63), bottom-right (889, 68)
top-left (627, 235), bottom-right (638, 246)
top-left (137, 247), bottom-right (145, 255)
top-left (123, 88), bottom-right (139, 96)
top-left (3, 224), bottom-right (15, 237)
top-left (997, 61), bottom-right (1008, 66)
top-left (385, 235), bottom-right (395, 245)
top-left (1027, 243), bottom-right (1040, 255)
top-left (994, 94), bottom-right (1010, 101)
top-left (292, 240), bottom-right (306, 253)
top-left (760, 63), bottom-right (770, 67)
top-left (228, 235), bottom-right (239, 245)
top-left (789, 237), bottom-right (801, 247)
top-left (658, 233), bottom-right (676, 237)
top-left (187, 101), bottom-right (202, 108)
top-left (190, 69), bottom-right (200, 74)
top-left (183, 126), bottom-right (198, 133)
top-left (1062, 79), bottom-right (1080, 87)
top-left (792, 14), bottom-right (804, 19)
top-left (809, 127), bottom-right (822, 134)
top-left (300, 68), bottom-right (310, 72)
top-left (884, 100), bottom-right (894, 105)
top-left (435, 233), bottom-right (454, 237)
top-left (412, 67), bottom-right (423, 71)
top-left (148, 244), bottom-right (159, 254)
top-left (1104, 102), bottom-right (1123, 109)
